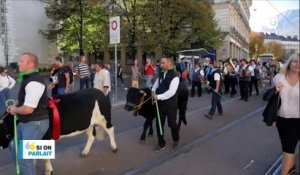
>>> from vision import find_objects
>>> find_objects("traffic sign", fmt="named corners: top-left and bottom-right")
top-left (110, 16), bottom-right (120, 44)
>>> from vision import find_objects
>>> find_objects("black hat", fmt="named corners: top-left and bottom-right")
top-left (240, 59), bottom-right (248, 63)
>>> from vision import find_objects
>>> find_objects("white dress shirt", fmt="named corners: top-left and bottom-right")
top-left (24, 82), bottom-right (45, 108)
top-left (152, 72), bottom-right (179, 101)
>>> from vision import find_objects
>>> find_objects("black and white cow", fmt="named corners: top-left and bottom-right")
top-left (0, 88), bottom-right (117, 175)
top-left (124, 83), bottom-right (189, 142)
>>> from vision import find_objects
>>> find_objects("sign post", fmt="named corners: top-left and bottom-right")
top-left (109, 16), bottom-right (120, 102)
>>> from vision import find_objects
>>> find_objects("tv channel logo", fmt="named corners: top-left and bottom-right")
top-left (19, 140), bottom-right (55, 159)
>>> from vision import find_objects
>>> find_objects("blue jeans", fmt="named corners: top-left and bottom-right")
top-left (57, 87), bottom-right (65, 95)
top-left (209, 91), bottom-right (223, 116)
top-left (80, 76), bottom-right (90, 90)
top-left (11, 119), bottom-right (49, 175)
top-left (0, 88), bottom-right (12, 116)
top-left (146, 75), bottom-right (153, 88)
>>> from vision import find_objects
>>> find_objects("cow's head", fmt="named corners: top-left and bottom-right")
top-left (0, 112), bottom-right (14, 149)
top-left (124, 88), bottom-right (146, 111)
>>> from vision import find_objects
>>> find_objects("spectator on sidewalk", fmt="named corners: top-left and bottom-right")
top-left (190, 63), bottom-right (202, 97)
top-left (105, 63), bottom-right (114, 86)
top-left (261, 61), bottom-right (272, 87)
top-left (76, 55), bottom-right (90, 89)
top-left (204, 61), bottom-right (223, 119)
top-left (181, 68), bottom-right (191, 86)
top-left (48, 62), bottom-right (60, 97)
top-left (273, 53), bottom-right (299, 175)
top-left (131, 59), bottom-right (140, 88)
top-left (144, 58), bottom-right (156, 88)
top-left (54, 56), bottom-right (72, 95)
top-left (65, 61), bottom-right (75, 92)
top-left (0, 67), bottom-right (16, 116)
top-left (90, 64), bottom-right (96, 88)
top-left (117, 63), bottom-right (124, 86)
top-left (94, 62), bottom-right (111, 98)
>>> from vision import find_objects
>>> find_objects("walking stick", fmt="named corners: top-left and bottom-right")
top-left (14, 114), bottom-right (20, 175)
top-left (5, 99), bottom-right (20, 175)
top-left (152, 92), bottom-right (163, 135)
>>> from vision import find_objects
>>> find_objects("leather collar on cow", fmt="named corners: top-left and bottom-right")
top-left (133, 92), bottom-right (148, 116)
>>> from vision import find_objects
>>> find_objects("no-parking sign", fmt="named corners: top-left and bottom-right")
top-left (110, 16), bottom-right (120, 44)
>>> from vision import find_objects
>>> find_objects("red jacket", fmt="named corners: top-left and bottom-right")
top-left (145, 64), bottom-right (155, 76)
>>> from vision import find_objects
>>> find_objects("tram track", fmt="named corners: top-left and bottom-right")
top-left (121, 107), bottom-right (265, 175)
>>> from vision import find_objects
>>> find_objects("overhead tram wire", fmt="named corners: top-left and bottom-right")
top-left (266, 0), bottom-right (297, 28)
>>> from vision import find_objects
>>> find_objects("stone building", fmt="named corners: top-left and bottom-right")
top-left (212, 0), bottom-right (252, 60)
top-left (0, 0), bottom-right (57, 67)
top-left (261, 32), bottom-right (300, 59)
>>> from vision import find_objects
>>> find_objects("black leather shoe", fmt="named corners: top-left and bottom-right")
top-left (173, 142), bottom-right (179, 149)
top-left (154, 145), bottom-right (166, 152)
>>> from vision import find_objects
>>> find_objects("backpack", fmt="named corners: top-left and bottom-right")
top-left (204, 65), bottom-right (213, 80)
top-left (254, 68), bottom-right (260, 79)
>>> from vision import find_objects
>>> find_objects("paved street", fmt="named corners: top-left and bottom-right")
top-left (0, 76), bottom-right (298, 175)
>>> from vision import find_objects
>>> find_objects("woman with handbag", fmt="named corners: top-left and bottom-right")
top-left (273, 53), bottom-right (299, 175)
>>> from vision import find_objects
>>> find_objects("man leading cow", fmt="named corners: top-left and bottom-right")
top-left (7, 52), bottom-right (49, 175)
top-left (152, 56), bottom-right (180, 152)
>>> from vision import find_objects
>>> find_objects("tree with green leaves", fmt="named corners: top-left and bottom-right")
top-left (42, 0), bottom-right (109, 55)
top-left (137, 0), bottom-right (223, 56)
top-left (42, 0), bottom-right (223, 60)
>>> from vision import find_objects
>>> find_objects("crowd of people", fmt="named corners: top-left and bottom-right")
top-left (0, 52), bottom-right (299, 175)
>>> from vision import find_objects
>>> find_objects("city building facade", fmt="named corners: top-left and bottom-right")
top-left (212, 0), bottom-right (252, 60)
top-left (0, 0), bottom-right (57, 67)
top-left (261, 32), bottom-right (300, 59)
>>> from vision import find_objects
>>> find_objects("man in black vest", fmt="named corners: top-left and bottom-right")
top-left (238, 59), bottom-right (251, 102)
top-left (205, 62), bottom-right (223, 119)
top-left (7, 52), bottom-right (49, 175)
top-left (152, 56), bottom-right (180, 152)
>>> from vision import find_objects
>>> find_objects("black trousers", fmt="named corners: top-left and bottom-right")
top-left (239, 81), bottom-right (249, 100)
top-left (117, 75), bottom-right (124, 84)
top-left (224, 75), bottom-right (230, 94)
top-left (229, 76), bottom-right (237, 95)
top-left (156, 102), bottom-right (179, 147)
top-left (249, 77), bottom-right (259, 95)
top-left (191, 81), bottom-right (202, 96)
top-left (209, 91), bottom-right (223, 116)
